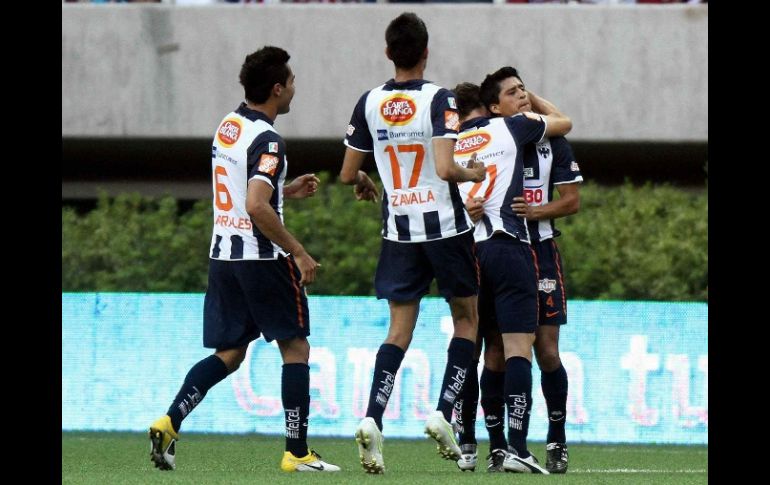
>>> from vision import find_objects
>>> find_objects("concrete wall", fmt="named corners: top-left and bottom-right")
top-left (62, 4), bottom-right (707, 141)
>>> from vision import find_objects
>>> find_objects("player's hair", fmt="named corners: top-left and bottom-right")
top-left (479, 66), bottom-right (523, 112)
top-left (385, 12), bottom-right (428, 69)
top-left (453, 82), bottom-right (483, 119)
top-left (239, 46), bottom-right (291, 104)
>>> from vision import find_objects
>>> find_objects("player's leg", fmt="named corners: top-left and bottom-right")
top-left (356, 239), bottom-right (430, 473)
top-left (534, 239), bottom-right (570, 473)
top-left (479, 332), bottom-right (508, 472)
top-left (424, 231), bottom-right (479, 461)
top-left (149, 259), bottom-right (252, 471)
top-left (454, 338), bottom-right (481, 471)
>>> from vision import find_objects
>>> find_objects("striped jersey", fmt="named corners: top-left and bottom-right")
top-left (523, 136), bottom-right (583, 242)
top-left (456, 115), bottom-right (546, 243)
top-left (344, 79), bottom-right (471, 242)
top-left (208, 103), bottom-right (288, 260)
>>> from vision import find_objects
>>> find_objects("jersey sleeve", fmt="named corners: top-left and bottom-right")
top-left (430, 88), bottom-right (460, 139)
top-left (247, 131), bottom-right (286, 189)
top-left (550, 136), bottom-right (584, 184)
top-left (344, 91), bottom-right (373, 152)
top-left (505, 114), bottom-right (546, 146)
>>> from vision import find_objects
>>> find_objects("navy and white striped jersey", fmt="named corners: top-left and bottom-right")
top-left (344, 79), bottom-right (471, 242)
top-left (209, 103), bottom-right (288, 260)
top-left (456, 115), bottom-right (546, 243)
top-left (523, 136), bottom-right (583, 242)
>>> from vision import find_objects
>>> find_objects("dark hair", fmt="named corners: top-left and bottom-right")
top-left (453, 82), bottom-right (483, 119)
top-left (239, 46), bottom-right (291, 104)
top-left (479, 66), bottom-right (522, 111)
top-left (385, 12), bottom-right (428, 69)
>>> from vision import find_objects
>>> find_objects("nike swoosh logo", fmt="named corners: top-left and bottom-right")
top-left (546, 311), bottom-right (559, 318)
top-left (303, 463), bottom-right (324, 471)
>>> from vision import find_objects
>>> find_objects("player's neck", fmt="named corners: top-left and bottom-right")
top-left (393, 66), bottom-right (424, 83)
top-left (245, 101), bottom-right (278, 122)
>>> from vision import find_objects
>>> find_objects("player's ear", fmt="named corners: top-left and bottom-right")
top-left (272, 82), bottom-right (283, 97)
top-left (489, 103), bottom-right (501, 115)
top-left (385, 47), bottom-right (392, 61)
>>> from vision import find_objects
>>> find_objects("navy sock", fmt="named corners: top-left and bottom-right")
top-left (454, 360), bottom-right (479, 444)
top-left (541, 363), bottom-right (568, 444)
top-left (166, 354), bottom-right (229, 433)
top-left (366, 343), bottom-right (406, 431)
top-left (480, 367), bottom-right (507, 452)
top-left (437, 337), bottom-right (475, 421)
top-left (504, 356), bottom-right (533, 458)
top-left (282, 363), bottom-right (310, 457)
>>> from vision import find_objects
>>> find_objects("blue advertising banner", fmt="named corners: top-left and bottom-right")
top-left (62, 294), bottom-right (707, 444)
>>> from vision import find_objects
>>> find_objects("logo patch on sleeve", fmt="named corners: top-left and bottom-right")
top-left (258, 154), bottom-right (279, 176)
top-left (268, 142), bottom-right (278, 153)
top-left (444, 111), bottom-right (459, 131)
top-left (570, 161), bottom-right (580, 172)
top-left (346, 124), bottom-right (355, 136)
top-left (447, 97), bottom-right (457, 109)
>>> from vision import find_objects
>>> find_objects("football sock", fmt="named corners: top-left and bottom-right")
top-left (437, 337), bottom-right (475, 421)
top-left (455, 359), bottom-right (479, 444)
top-left (282, 363), bottom-right (310, 457)
top-left (480, 367), bottom-right (507, 452)
top-left (166, 354), bottom-right (229, 433)
top-left (366, 343), bottom-right (406, 431)
top-left (505, 356), bottom-right (533, 458)
top-left (541, 363), bottom-right (568, 444)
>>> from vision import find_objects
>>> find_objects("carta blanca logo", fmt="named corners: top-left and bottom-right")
top-left (377, 129), bottom-right (388, 141)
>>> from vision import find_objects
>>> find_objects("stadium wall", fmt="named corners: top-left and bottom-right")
top-left (62, 293), bottom-right (708, 445)
top-left (62, 4), bottom-right (708, 142)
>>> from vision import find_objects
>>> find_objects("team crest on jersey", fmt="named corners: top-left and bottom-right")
top-left (447, 97), bottom-right (457, 109)
top-left (538, 278), bottom-right (557, 293)
top-left (268, 142), bottom-right (278, 153)
top-left (444, 111), bottom-right (460, 131)
top-left (455, 131), bottom-right (491, 155)
top-left (537, 145), bottom-right (550, 158)
top-left (377, 129), bottom-right (388, 141)
top-left (380, 94), bottom-right (416, 126)
top-left (258, 154), bottom-right (279, 176)
top-left (346, 124), bottom-right (355, 136)
top-left (571, 161), bottom-right (580, 172)
top-left (217, 118), bottom-right (242, 147)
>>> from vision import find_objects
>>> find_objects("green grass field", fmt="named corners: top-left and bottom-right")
top-left (62, 432), bottom-right (707, 484)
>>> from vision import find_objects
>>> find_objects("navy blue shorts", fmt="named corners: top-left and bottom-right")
top-left (375, 230), bottom-right (479, 302)
top-left (477, 234), bottom-right (538, 334)
top-left (203, 256), bottom-right (310, 349)
top-left (533, 239), bottom-right (568, 326)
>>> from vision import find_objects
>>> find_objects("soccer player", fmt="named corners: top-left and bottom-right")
top-left (148, 46), bottom-right (340, 473)
top-left (452, 76), bottom-right (572, 474)
top-left (339, 12), bottom-right (487, 474)
top-left (455, 67), bottom-right (581, 474)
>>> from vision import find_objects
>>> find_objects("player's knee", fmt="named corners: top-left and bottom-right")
top-left (483, 346), bottom-right (505, 372)
top-left (535, 349), bottom-right (561, 372)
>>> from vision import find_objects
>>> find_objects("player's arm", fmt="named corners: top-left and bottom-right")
top-left (246, 180), bottom-right (319, 285)
top-left (512, 182), bottom-right (580, 221)
top-left (339, 148), bottom-right (379, 201)
top-left (433, 138), bottom-right (486, 183)
top-left (527, 91), bottom-right (572, 137)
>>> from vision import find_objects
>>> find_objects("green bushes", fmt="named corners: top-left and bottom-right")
top-left (62, 177), bottom-right (707, 301)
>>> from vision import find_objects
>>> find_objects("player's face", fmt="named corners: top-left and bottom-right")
top-left (492, 76), bottom-right (531, 117)
top-left (277, 66), bottom-right (296, 115)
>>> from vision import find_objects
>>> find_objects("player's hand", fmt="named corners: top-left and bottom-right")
top-left (285, 173), bottom-right (320, 199)
top-left (293, 250), bottom-right (320, 285)
top-left (466, 153), bottom-right (486, 183)
top-left (465, 196), bottom-right (485, 223)
top-left (354, 171), bottom-right (379, 202)
top-left (511, 196), bottom-right (534, 219)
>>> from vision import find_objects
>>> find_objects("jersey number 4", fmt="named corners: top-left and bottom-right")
top-left (385, 144), bottom-right (424, 190)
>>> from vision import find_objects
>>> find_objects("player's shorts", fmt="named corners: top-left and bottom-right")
top-left (375, 230), bottom-right (479, 302)
top-left (203, 255), bottom-right (310, 349)
top-left (477, 233), bottom-right (538, 335)
top-left (532, 238), bottom-right (568, 326)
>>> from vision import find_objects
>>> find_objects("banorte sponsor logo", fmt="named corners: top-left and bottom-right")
top-left (455, 132), bottom-right (491, 155)
top-left (380, 94), bottom-right (416, 126)
top-left (217, 119), bottom-right (242, 147)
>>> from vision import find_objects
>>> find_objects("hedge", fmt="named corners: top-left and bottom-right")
top-left (62, 175), bottom-right (707, 301)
